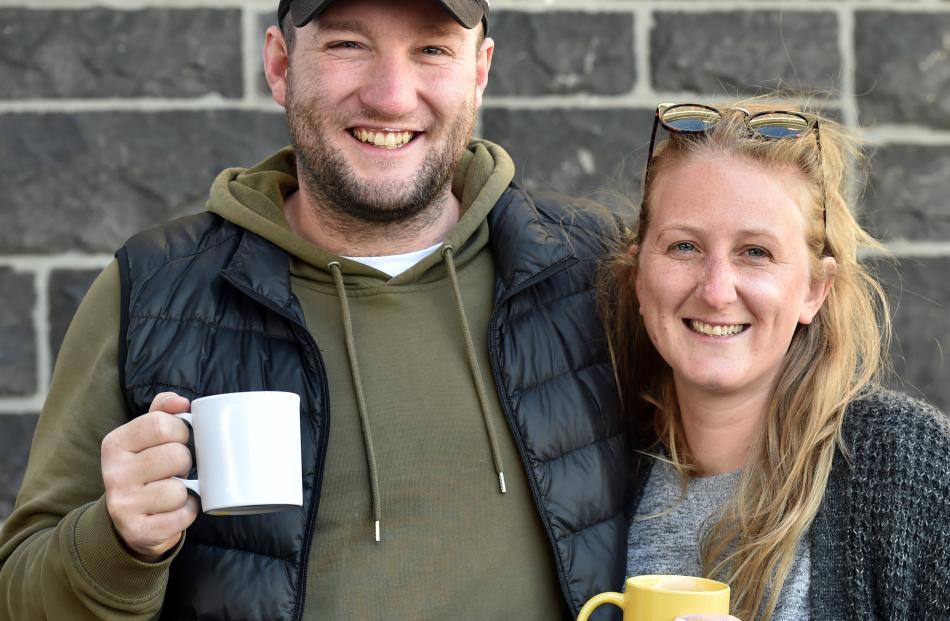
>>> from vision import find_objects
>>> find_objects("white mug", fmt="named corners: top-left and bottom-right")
top-left (175, 391), bottom-right (303, 515)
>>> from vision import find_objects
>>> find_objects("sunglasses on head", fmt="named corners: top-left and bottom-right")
top-left (644, 103), bottom-right (828, 246)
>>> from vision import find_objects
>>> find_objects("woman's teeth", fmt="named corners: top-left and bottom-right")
top-left (352, 128), bottom-right (414, 149)
top-left (689, 320), bottom-right (748, 337)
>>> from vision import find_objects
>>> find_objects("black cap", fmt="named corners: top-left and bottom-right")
top-left (277, 0), bottom-right (489, 31)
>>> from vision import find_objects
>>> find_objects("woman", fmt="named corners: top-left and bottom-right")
top-left (601, 103), bottom-right (950, 620)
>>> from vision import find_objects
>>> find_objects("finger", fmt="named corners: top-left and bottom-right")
top-left (148, 392), bottom-right (190, 414)
top-left (143, 497), bottom-right (200, 542)
top-left (138, 477), bottom-right (191, 515)
top-left (107, 411), bottom-right (191, 455)
top-left (127, 441), bottom-right (193, 485)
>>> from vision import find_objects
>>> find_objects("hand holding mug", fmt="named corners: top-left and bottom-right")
top-left (101, 392), bottom-right (199, 563)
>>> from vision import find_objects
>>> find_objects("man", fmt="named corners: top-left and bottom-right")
top-left (0, 0), bottom-right (629, 618)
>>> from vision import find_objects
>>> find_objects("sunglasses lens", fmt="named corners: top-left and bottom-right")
top-left (660, 105), bottom-right (721, 133)
top-left (748, 112), bottom-right (810, 139)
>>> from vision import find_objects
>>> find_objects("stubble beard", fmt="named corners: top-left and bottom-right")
top-left (285, 72), bottom-right (476, 229)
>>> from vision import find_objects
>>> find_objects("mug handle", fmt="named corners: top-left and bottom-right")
top-left (171, 412), bottom-right (200, 497)
top-left (577, 592), bottom-right (625, 621)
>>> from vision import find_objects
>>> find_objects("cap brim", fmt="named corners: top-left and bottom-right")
top-left (289, 0), bottom-right (334, 28)
top-left (287, 0), bottom-right (485, 30)
top-left (436, 0), bottom-right (485, 29)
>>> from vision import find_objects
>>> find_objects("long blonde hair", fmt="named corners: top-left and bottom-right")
top-left (601, 103), bottom-right (890, 620)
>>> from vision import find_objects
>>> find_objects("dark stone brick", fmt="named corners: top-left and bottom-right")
top-left (481, 107), bottom-right (654, 212)
top-left (651, 11), bottom-right (840, 95)
top-left (0, 414), bottom-right (38, 519)
top-left (0, 269), bottom-right (36, 397)
top-left (0, 111), bottom-right (290, 254)
top-left (0, 8), bottom-right (242, 99)
top-left (487, 11), bottom-right (635, 97)
top-left (875, 258), bottom-right (950, 412)
top-left (855, 12), bottom-right (950, 128)
top-left (49, 269), bottom-right (102, 361)
top-left (863, 145), bottom-right (950, 241)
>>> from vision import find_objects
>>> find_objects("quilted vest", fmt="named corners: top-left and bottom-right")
top-left (116, 184), bottom-right (630, 620)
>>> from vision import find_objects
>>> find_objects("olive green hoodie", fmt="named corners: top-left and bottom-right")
top-left (0, 140), bottom-right (565, 619)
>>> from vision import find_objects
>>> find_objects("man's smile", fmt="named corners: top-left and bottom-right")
top-left (350, 127), bottom-right (420, 149)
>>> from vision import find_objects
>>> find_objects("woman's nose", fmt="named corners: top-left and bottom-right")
top-left (698, 258), bottom-right (738, 310)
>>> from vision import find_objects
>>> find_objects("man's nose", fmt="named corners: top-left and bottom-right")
top-left (358, 53), bottom-right (418, 119)
top-left (698, 257), bottom-right (738, 310)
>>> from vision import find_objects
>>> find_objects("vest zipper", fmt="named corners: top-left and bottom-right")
top-left (288, 322), bottom-right (330, 621)
top-left (221, 273), bottom-right (330, 621)
top-left (487, 256), bottom-right (581, 618)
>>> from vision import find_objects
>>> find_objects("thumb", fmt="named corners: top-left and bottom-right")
top-left (148, 391), bottom-right (191, 414)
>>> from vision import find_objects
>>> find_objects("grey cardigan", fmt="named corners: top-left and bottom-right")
top-left (809, 390), bottom-right (950, 619)
top-left (628, 390), bottom-right (950, 620)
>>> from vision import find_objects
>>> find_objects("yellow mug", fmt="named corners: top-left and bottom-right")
top-left (577, 575), bottom-right (730, 621)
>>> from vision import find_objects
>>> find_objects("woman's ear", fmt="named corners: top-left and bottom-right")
top-left (799, 256), bottom-right (837, 324)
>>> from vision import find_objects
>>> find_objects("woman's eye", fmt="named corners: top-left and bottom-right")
top-left (744, 247), bottom-right (770, 259)
top-left (671, 242), bottom-right (696, 253)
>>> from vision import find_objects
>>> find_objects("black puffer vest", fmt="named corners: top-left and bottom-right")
top-left (116, 184), bottom-right (630, 621)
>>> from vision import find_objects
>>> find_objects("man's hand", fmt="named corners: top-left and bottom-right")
top-left (101, 392), bottom-right (200, 562)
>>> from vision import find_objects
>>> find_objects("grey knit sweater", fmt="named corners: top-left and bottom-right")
top-left (627, 390), bottom-right (950, 620)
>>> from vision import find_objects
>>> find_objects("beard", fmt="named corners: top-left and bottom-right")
top-left (285, 71), bottom-right (476, 225)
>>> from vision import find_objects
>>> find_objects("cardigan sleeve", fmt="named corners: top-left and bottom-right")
top-left (836, 390), bottom-right (950, 620)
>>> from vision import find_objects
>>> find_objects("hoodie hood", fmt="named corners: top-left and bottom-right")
top-left (206, 139), bottom-right (515, 284)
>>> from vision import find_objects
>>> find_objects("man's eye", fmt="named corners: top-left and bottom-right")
top-left (421, 46), bottom-right (446, 55)
top-left (329, 41), bottom-right (361, 50)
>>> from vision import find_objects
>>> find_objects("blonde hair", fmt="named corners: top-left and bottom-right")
top-left (600, 103), bottom-right (890, 620)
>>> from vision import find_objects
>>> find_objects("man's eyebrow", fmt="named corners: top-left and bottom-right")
top-left (314, 19), bottom-right (370, 37)
top-left (314, 19), bottom-right (466, 42)
top-left (416, 23), bottom-right (466, 40)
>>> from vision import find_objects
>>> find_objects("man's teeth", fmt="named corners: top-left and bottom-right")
top-left (689, 320), bottom-right (747, 337)
top-left (352, 129), bottom-right (414, 149)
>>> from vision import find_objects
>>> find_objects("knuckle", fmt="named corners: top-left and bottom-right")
top-left (148, 392), bottom-right (175, 412)
top-left (172, 443), bottom-right (193, 471)
top-left (100, 429), bottom-right (123, 457)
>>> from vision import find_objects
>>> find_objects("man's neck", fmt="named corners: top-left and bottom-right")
top-left (283, 186), bottom-right (462, 257)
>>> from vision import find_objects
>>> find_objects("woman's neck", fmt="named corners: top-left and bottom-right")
top-left (674, 380), bottom-right (774, 476)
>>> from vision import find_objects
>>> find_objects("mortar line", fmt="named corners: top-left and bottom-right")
top-left (0, 255), bottom-right (114, 270)
top-left (631, 5), bottom-right (653, 100)
top-left (241, 3), bottom-right (259, 104)
top-left (32, 268), bottom-right (51, 402)
top-left (837, 6), bottom-right (859, 128)
top-left (3, 1), bottom-right (948, 11)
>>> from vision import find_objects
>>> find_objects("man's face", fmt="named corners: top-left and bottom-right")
top-left (283, 0), bottom-right (492, 223)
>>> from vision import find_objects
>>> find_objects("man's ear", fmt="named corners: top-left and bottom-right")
top-left (799, 256), bottom-right (837, 325)
top-left (473, 36), bottom-right (494, 110)
top-left (263, 25), bottom-right (291, 107)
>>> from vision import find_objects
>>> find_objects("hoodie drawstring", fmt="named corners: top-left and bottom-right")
top-left (328, 261), bottom-right (382, 542)
top-left (442, 245), bottom-right (507, 495)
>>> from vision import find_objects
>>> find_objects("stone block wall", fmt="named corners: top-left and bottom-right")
top-left (1, 1), bottom-right (948, 521)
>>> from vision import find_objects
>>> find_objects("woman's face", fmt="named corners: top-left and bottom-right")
top-left (633, 153), bottom-right (833, 400)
